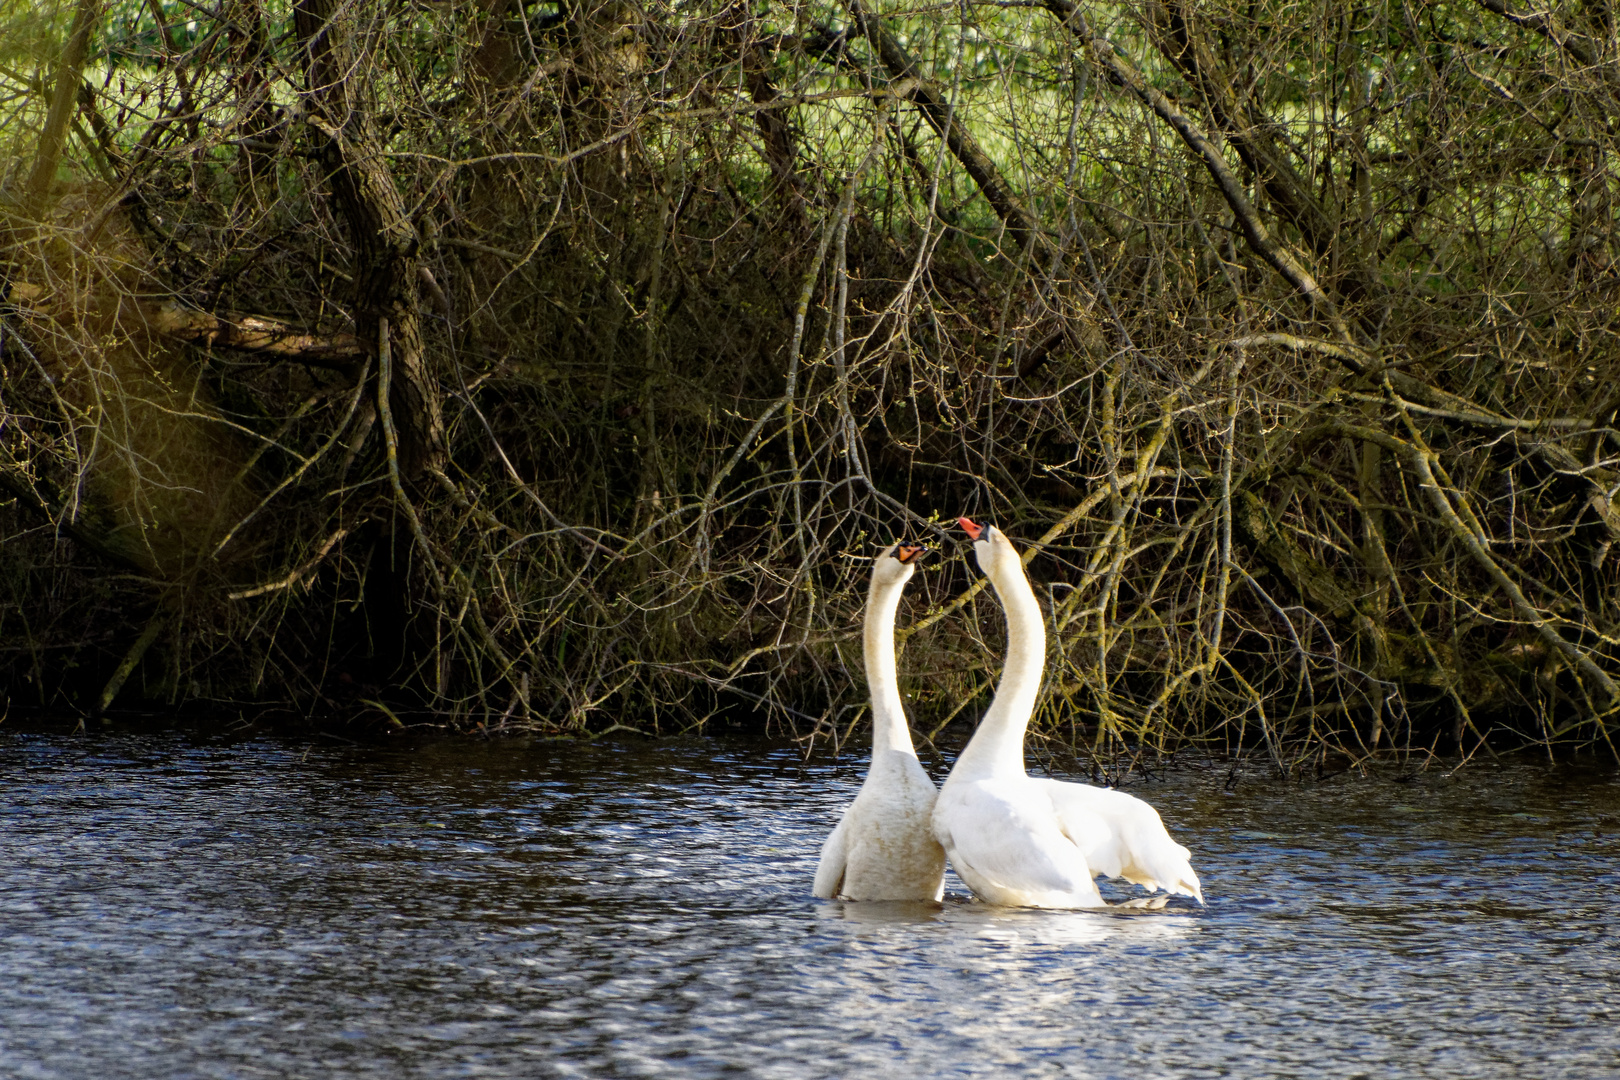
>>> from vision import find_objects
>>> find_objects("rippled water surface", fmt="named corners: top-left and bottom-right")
top-left (2, 724), bottom-right (1618, 1079)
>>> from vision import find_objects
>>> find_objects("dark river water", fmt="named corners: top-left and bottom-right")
top-left (2, 723), bottom-right (1617, 1079)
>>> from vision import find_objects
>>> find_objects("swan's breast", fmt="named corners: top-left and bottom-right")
top-left (834, 752), bottom-right (945, 901)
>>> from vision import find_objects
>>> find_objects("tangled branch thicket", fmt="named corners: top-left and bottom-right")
top-left (3, 0), bottom-right (1620, 759)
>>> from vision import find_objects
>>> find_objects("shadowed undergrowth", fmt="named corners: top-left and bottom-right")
top-left (3, 0), bottom-right (1620, 763)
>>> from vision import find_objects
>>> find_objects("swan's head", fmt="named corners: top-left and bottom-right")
top-left (873, 542), bottom-right (924, 588)
top-left (958, 517), bottom-right (1020, 580)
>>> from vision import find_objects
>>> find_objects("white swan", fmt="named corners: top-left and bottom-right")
top-left (813, 543), bottom-right (947, 902)
top-left (932, 518), bottom-right (1203, 908)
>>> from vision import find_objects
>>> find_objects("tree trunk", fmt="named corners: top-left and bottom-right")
top-left (293, 0), bottom-right (446, 481)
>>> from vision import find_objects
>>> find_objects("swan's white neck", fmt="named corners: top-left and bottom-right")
top-left (953, 550), bottom-right (1044, 779)
top-left (865, 570), bottom-right (917, 758)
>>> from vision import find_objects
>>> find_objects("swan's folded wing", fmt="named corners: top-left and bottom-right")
top-left (1040, 785), bottom-right (1125, 878)
top-left (938, 784), bottom-right (1097, 899)
top-left (1039, 779), bottom-right (1204, 903)
top-left (812, 812), bottom-right (850, 899)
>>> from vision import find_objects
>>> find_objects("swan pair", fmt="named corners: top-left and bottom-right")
top-left (813, 521), bottom-right (1203, 908)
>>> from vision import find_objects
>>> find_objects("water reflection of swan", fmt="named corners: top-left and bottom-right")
top-left (821, 899), bottom-right (946, 926)
top-left (932, 520), bottom-right (1203, 909)
top-left (813, 901), bottom-right (1193, 1049)
top-left (819, 895), bottom-right (1196, 947)
top-left (802, 906), bottom-right (1194, 1078)
top-left (939, 904), bottom-right (1194, 950)
top-left (813, 544), bottom-right (947, 902)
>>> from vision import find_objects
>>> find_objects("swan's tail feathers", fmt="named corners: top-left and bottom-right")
top-left (1150, 841), bottom-right (1203, 905)
top-left (1151, 836), bottom-right (1204, 903)
top-left (1037, 778), bottom-right (1206, 905)
top-left (1132, 838), bottom-right (1202, 903)
top-left (1175, 869), bottom-right (1205, 906)
top-left (1120, 847), bottom-right (1204, 905)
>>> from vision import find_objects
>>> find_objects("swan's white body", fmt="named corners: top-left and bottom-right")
top-left (813, 547), bottom-right (946, 902)
top-left (932, 523), bottom-right (1203, 908)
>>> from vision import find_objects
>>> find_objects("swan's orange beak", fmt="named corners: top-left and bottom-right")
top-left (895, 544), bottom-right (924, 564)
top-left (958, 516), bottom-right (983, 540)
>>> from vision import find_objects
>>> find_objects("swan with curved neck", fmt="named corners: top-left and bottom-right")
top-left (932, 518), bottom-right (1203, 908)
top-left (813, 543), bottom-right (946, 901)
